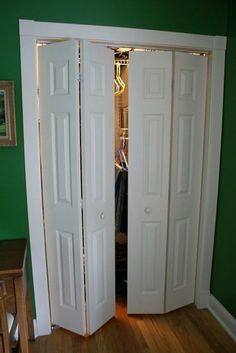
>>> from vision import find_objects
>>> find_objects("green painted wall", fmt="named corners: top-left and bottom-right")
top-left (0, 0), bottom-right (235, 318)
top-left (210, 0), bottom-right (236, 318)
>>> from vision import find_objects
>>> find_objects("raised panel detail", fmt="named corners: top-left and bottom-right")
top-left (177, 115), bottom-right (194, 194)
top-left (92, 229), bottom-right (106, 306)
top-left (91, 113), bottom-right (105, 201)
top-left (51, 113), bottom-right (72, 205)
top-left (56, 231), bottom-right (76, 309)
top-left (144, 68), bottom-right (164, 99)
top-left (90, 63), bottom-right (105, 96)
top-left (141, 222), bottom-right (161, 293)
top-left (144, 115), bottom-right (163, 195)
top-left (50, 61), bottom-right (69, 96)
top-left (179, 70), bottom-right (196, 100)
top-left (173, 218), bottom-right (189, 289)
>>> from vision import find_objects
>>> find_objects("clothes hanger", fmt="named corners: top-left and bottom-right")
top-left (114, 76), bottom-right (120, 95)
top-left (115, 161), bottom-right (122, 170)
top-left (116, 64), bottom-right (125, 92)
top-left (114, 63), bottom-right (125, 96)
top-left (118, 135), bottom-right (128, 170)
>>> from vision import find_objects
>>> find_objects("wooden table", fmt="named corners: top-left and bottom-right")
top-left (0, 239), bottom-right (34, 353)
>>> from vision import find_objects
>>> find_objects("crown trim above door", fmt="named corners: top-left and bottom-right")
top-left (19, 19), bottom-right (226, 336)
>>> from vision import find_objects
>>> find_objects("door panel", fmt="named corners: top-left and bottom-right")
top-left (141, 222), bottom-right (162, 292)
top-left (165, 52), bottom-right (207, 312)
top-left (80, 41), bottom-right (115, 334)
top-left (38, 40), bottom-right (86, 335)
top-left (128, 51), bottom-right (173, 313)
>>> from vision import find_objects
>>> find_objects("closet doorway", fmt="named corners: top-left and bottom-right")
top-left (38, 39), bottom-right (208, 336)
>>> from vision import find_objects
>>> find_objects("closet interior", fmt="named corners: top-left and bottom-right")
top-left (114, 47), bottom-right (153, 300)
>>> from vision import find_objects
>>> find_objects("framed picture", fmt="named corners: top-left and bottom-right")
top-left (0, 81), bottom-right (17, 146)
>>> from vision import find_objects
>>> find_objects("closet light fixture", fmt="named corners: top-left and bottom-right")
top-left (116, 47), bottom-right (132, 52)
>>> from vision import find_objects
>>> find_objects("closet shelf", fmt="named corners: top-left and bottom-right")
top-left (114, 59), bottom-right (129, 66)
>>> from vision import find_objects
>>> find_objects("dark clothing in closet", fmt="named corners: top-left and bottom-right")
top-left (115, 169), bottom-right (128, 233)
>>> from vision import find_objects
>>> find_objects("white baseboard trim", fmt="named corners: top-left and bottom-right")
top-left (33, 318), bottom-right (52, 337)
top-left (208, 295), bottom-right (236, 341)
top-left (33, 319), bottom-right (38, 338)
top-left (195, 290), bottom-right (210, 309)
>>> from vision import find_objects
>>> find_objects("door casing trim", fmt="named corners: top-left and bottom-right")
top-left (19, 19), bottom-right (226, 336)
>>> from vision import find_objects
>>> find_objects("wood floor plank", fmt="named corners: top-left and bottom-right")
top-left (162, 308), bottom-right (216, 353)
top-left (145, 316), bottom-right (187, 353)
top-left (127, 315), bottom-right (151, 353)
top-left (9, 299), bottom-right (235, 353)
top-left (184, 306), bottom-right (236, 353)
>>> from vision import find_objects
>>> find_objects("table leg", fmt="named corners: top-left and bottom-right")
top-left (14, 276), bottom-right (29, 353)
top-left (0, 297), bottom-right (11, 353)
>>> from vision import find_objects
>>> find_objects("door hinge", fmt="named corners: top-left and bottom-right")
top-left (80, 199), bottom-right (84, 208)
top-left (37, 87), bottom-right (40, 97)
top-left (77, 72), bottom-right (82, 82)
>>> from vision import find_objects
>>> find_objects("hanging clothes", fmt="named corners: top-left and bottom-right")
top-left (115, 169), bottom-right (128, 233)
top-left (115, 166), bottom-right (128, 291)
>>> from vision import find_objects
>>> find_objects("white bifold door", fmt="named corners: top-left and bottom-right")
top-left (38, 40), bottom-right (115, 335)
top-left (165, 52), bottom-right (207, 311)
top-left (128, 50), bottom-right (207, 313)
top-left (128, 51), bottom-right (173, 313)
top-left (38, 40), bottom-right (86, 335)
top-left (80, 41), bottom-right (115, 334)
top-left (39, 40), bottom-right (207, 335)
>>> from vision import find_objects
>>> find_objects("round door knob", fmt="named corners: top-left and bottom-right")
top-left (100, 212), bottom-right (105, 220)
top-left (144, 207), bottom-right (152, 214)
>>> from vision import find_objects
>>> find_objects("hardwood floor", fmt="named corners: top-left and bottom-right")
top-left (28, 296), bottom-right (235, 353)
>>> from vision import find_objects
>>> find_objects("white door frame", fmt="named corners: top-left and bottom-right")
top-left (19, 19), bottom-right (226, 337)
